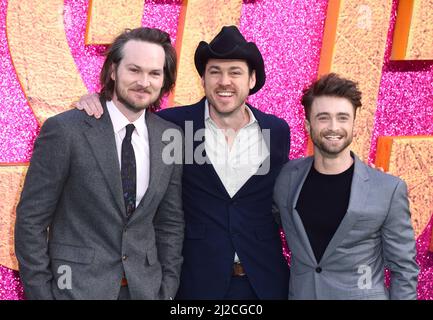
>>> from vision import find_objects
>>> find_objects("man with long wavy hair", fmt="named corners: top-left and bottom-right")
top-left (15, 27), bottom-right (184, 300)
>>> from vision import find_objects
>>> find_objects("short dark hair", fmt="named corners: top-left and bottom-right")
top-left (99, 27), bottom-right (177, 110)
top-left (301, 73), bottom-right (362, 120)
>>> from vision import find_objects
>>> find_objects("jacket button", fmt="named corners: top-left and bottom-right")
top-left (315, 267), bottom-right (322, 273)
top-left (122, 255), bottom-right (128, 261)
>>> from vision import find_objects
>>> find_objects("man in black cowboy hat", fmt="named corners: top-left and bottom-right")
top-left (76, 25), bottom-right (290, 299)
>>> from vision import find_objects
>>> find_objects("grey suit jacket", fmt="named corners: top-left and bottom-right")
top-left (273, 154), bottom-right (419, 300)
top-left (15, 100), bottom-right (184, 300)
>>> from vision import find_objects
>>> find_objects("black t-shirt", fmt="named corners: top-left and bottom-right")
top-left (295, 162), bottom-right (354, 263)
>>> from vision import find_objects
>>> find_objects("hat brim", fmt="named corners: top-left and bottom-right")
top-left (194, 41), bottom-right (265, 95)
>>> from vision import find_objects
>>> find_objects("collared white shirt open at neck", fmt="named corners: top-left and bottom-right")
top-left (204, 99), bottom-right (269, 198)
top-left (106, 100), bottom-right (150, 207)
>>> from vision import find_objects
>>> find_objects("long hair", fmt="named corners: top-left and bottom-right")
top-left (99, 27), bottom-right (177, 110)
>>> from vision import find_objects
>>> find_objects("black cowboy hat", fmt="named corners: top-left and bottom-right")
top-left (194, 25), bottom-right (265, 95)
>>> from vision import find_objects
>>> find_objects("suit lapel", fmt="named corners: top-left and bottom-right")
top-left (250, 105), bottom-right (274, 165)
top-left (130, 111), bottom-right (166, 221)
top-left (225, 105), bottom-right (274, 199)
top-left (84, 100), bottom-right (125, 216)
top-left (289, 157), bottom-right (318, 264)
top-left (320, 155), bottom-right (370, 264)
top-left (187, 101), bottom-right (232, 200)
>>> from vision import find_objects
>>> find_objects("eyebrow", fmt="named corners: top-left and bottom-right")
top-left (315, 112), bottom-right (351, 117)
top-left (125, 64), bottom-right (163, 72)
top-left (125, 63), bottom-right (141, 69)
top-left (207, 65), bottom-right (244, 71)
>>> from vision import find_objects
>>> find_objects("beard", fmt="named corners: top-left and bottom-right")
top-left (114, 81), bottom-right (157, 112)
top-left (204, 81), bottom-right (249, 116)
top-left (310, 129), bottom-right (353, 157)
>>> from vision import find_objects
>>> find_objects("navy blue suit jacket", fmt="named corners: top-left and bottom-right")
top-left (157, 98), bottom-right (290, 299)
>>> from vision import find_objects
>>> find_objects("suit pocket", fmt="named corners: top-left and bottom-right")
top-left (146, 246), bottom-right (158, 266)
top-left (185, 224), bottom-right (206, 239)
top-left (49, 243), bottom-right (95, 265)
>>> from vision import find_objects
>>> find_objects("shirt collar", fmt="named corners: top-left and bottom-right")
top-left (106, 100), bottom-right (147, 137)
top-left (204, 99), bottom-right (257, 128)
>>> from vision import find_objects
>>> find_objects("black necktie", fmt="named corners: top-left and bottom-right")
top-left (121, 124), bottom-right (136, 218)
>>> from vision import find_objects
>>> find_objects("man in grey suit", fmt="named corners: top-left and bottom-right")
top-left (273, 73), bottom-right (419, 300)
top-left (14, 27), bottom-right (184, 300)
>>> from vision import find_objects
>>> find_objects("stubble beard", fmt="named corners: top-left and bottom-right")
top-left (311, 129), bottom-right (353, 157)
top-left (114, 82), bottom-right (156, 112)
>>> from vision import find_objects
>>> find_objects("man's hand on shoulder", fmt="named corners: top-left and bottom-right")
top-left (73, 93), bottom-right (104, 118)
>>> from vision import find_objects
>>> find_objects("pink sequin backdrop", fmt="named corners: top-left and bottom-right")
top-left (0, 0), bottom-right (39, 164)
top-left (372, 0), bottom-right (433, 299)
top-left (0, 0), bottom-right (432, 299)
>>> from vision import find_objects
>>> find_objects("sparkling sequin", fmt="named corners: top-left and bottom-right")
top-left (0, 0), bottom-right (39, 163)
top-left (0, 265), bottom-right (25, 300)
top-left (370, 0), bottom-right (433, 162)
top-left (241, 0), bottom-right (328, 160)
top-left (370, 1), bottom-right (433, 299)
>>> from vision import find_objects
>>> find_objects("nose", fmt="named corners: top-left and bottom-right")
top-left (329, 117), bottom-right (339, 130)
top-left (218, 72), bottom-right (231, 86)
top-left (137, 74), bottom-right (150, 87)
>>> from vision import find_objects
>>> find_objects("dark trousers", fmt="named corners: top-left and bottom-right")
top-left (224, 275), bottom-right (259, 300)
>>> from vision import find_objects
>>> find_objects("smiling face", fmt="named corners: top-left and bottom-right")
top-left (111, 40), bottom-right (165, 113)
top-left (201, 59), bottom-right (256, 117)
top-left (306, 96), bottom-right (355, 159)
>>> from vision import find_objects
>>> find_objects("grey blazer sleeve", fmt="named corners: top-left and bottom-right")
top-left (381, 180), bottom-right (419, 300)
top-left (15, 116), bottom-right (71, 300)
top-left (154, 157), bottom-right (184, 300)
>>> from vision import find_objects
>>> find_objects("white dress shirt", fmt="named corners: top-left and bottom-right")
top-left (204, 100), bottom-right (269, 198)
top-left (107, 100), bottom-right (150, 208)
top-left (204, 100), bottom-right (269, 263)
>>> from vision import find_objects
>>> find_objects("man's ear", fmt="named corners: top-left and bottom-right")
top-left (249, 70), bottom-right (256, 90)
top-left (200, 75), bottom-right (205, 88)
top-left (304, 118), bottom-right (311, 134)
top-left (110, 64), bottom-right (116, 81)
